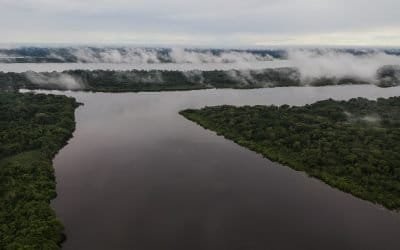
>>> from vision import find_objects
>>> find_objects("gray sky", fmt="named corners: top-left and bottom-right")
top-left (1, 0), bottom-right (400, 47)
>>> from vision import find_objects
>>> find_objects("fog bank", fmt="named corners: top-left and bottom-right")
top-left (24, 71), bottom-right (82, 90)
top-left (288, 49), bottom-right (400, 81)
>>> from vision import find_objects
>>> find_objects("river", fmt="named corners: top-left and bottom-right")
top-left (39, 85), bottom-right (400, 250)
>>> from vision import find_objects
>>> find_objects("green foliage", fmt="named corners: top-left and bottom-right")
top-left (0, 68), bottom-right (376, 92)
top-left (181, 97), bottom-right (400, 210)
top-left (0, 92), bottom-right (78, 249)
top-left (1, 65), bottom-right (399, 92)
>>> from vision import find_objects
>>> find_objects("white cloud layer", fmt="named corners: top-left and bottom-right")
top-left (0, 0), bottom-right (400, 46)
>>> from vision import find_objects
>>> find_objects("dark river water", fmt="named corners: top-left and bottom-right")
top-left (47, 86), bottom-right (400, 250)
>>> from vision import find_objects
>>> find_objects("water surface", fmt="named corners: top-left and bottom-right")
top-left (50, 86), bottom-right (400, 250)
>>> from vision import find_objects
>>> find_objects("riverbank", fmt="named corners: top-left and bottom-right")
top-left (180, 97), bottom-right (400, 210)
top-left (0, 92), bottom-right (79, 249)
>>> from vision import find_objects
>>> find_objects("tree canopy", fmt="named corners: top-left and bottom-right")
top-left (181, 97), bottom-right (400, 210)
top-left (0, 92), bottom-right (79, 249)
top-left (1, 66), bottom-right (399, 92)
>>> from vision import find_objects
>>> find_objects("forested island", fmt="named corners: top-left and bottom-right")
top-left (0, 65), bottom-right (399, 92)
top-left (0, 92), bottom-right (79, 249)
top-left (180, 97), bottom-right (400, 210)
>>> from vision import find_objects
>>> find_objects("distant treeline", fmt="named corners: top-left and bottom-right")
top-left (180, 97), bottom-right (400, 210)
top-left (0, 65), bottom-right (399, 92)
top-left (0, 47), bottom-right (283, 63)
top-left (0, 92), bottom-right (79, 249)
top-left (1, 47), bottom-right (400, 63)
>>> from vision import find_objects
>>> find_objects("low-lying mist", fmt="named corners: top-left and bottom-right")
top-left (24, 71), bottom-right (83, 90)
top-left (2, 65), bottom-right (399, 92)
top-left (0, 47), bottom-right (400, 89)
top-left (288, 49), bottom-right (400, 82)
top-left (0, 47), bottom-right (276, 64)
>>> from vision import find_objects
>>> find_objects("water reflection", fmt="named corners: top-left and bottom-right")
top-left (49, 86), bottom-right (400, 250)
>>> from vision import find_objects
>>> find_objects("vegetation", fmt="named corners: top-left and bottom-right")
top-left (1, 47), bottom-right (400, 63)
top-left (0, 92), bottom-right (79, 249)
top-left (1, 66), bottom-right (399, 92)
top-left (0, 68), bottom-right (301, 91)
top-left (181, 97), bottom-right (400, 210)
top-left (0, 47), bottom-right (285, 63)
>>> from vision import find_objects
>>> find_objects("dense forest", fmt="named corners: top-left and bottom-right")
top-left (0, 68), bottom-right (300, 91)
top-left (180, 97), bottom-right (400, 210)
top-left (0, 92), bottom-right (79, 249)
top-left (0, 65), bottom-right (399, 92)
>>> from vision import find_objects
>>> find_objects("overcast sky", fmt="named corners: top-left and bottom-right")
top-left (1, 0), bottom-right (399, 47)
